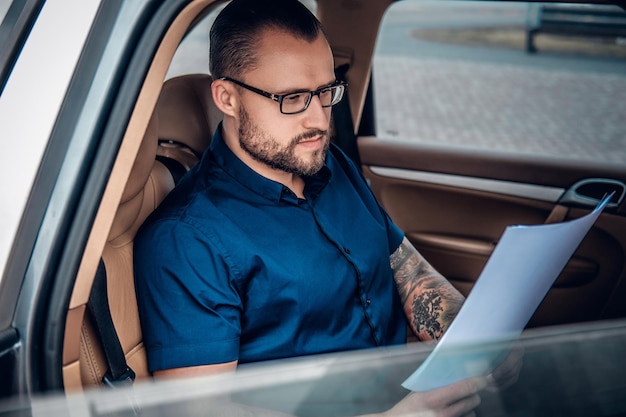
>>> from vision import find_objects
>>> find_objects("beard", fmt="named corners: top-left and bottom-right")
top-left (237, 106), bottom-right (330, 177)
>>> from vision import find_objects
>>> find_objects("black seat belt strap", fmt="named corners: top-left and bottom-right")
top-left (333, 63), bottom-right (362, 167)
top-left (87, 259), bottom-right (136, 387)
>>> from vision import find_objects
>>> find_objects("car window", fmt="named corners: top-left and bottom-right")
top-left (373, 0), bottom-right (626, 164)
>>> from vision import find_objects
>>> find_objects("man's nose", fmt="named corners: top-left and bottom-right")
top-left (302, 95), bottom-right (331, 129)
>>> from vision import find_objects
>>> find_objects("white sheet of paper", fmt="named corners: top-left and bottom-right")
top-left (402, 194), bottom-right (613, 392)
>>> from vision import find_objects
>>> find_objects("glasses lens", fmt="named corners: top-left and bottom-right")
top-left (318, 88), bottom-right (334, 107)
top-left (281, 92), bottom-right (311, 114)
top-left (280, 84), bottom-right (345, 114)
top-left (324, 85), bottom-right (344, 107)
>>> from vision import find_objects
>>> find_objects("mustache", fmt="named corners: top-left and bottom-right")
top-left (292, 129), bottom-right (328, 144)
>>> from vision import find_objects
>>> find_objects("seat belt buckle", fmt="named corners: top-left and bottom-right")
top-left (102, 366), bottom-right (136, 388)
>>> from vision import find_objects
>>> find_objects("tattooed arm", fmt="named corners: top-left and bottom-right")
top-left (390, 237), bottom-right (465, 342)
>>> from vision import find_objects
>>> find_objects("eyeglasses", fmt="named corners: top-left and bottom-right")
top-left (219, 76), bottom-right (346, 115)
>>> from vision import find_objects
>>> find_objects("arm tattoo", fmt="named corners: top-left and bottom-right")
top-left (390, 237), bottom-right (464, 341)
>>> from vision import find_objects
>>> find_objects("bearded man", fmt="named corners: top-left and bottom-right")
top-left (134, 0), bottom-right (488, 415)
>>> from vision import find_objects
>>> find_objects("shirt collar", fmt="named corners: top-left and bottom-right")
top-left (208, 123), bottom-right (332, 205)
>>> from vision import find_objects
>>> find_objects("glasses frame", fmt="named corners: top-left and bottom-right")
top-left (218, 76), bottom-right (347, 115)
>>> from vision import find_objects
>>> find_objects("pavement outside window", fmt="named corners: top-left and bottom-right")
top-left (373, 1), bottom-right (626, 164)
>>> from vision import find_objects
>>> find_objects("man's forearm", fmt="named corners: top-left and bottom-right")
top-left (390, 237), bottom-right (464, 341)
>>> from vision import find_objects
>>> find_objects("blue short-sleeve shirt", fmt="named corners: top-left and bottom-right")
top-left (134, 126), bottom-right (407, 372)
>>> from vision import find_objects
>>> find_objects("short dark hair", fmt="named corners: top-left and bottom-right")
top-left (209, 0), bottom-right (324, 80)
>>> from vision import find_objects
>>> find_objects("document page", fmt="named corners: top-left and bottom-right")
top-left (402, 194), bottom-right (613, 392)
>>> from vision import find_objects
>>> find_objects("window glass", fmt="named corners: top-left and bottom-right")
top-left (373, 1), bottom-right (626, 164)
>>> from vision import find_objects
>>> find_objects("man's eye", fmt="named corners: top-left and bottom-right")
top-left (284, 93), bottom-right (306, 102)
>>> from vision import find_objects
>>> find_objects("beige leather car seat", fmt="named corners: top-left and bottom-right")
top-left (156, 73), bottom-right (221, 174)
top-left (79, 74), bottom-right (222, 387)
top-left (79, 110), bottom-right (174, 386)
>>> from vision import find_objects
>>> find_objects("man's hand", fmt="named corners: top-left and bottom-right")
top-left (380, 377), bottom-right (488, 417)
top-left (485, 345), bottom-right (525, 392)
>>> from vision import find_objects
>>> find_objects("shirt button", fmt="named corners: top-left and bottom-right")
top-left (344, 247), bottom-right (351, 254)
top-left (366, 299), bottom-right (371, 305)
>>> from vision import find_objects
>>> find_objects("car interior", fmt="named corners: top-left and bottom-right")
top-left (75, 73), bottom-right (222, 387)
top-left (59, 0), bottom-right (626, 393)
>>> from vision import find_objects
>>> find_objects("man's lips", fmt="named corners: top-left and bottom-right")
top-left (297, 135), bottom-right (325, 148)
top-left (300, 136), bottom-right (322, 143)
top-left (298, 132), bottom-right (326, 145)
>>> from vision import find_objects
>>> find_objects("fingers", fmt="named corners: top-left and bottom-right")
top-left (402, 386), bottom-right (483, 417)
top-left (496, 346), bottom-right (525, 377)
top-left (441, 393), bottom-right (482, 417)
top-left (422, 377), bottom-right (488, 409)
top-left (487, 345), bottom-right (525, 391)
top-left (388, 378), bottom-right (486, 417)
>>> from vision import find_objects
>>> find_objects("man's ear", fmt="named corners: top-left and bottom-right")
top-left (211, 79), bottom-right (238, 117)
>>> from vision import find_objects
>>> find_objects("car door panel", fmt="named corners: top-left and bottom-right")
top-left (359, 136), bottom-right (626, 327)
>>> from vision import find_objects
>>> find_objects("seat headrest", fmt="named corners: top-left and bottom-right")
top-left (157, 73), bottom-right (221, 156)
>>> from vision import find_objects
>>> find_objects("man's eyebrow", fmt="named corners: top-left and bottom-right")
top-left (318, 80), bottom-right (338, 89)
top-left (278, 80), bottom-right (337, 95)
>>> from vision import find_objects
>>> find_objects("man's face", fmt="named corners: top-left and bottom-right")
top-left (236, 29), bottom-right (335, 177)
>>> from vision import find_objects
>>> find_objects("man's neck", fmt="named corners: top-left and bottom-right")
top-left (221, 123), bottom-right (306, 199)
